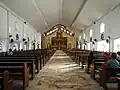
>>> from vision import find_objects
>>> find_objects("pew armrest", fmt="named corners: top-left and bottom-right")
top-left (27, 68), bottom-right (29, 87)
top-left (117, 77), bottom-right (120, 90)
top-left (8, 79), bottom-right (13, 90)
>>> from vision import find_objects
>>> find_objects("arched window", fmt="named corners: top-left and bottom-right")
top-left (100, 23), bottom-right (105, 33)
top-left (83, 33), bottom-right (86, 39)
top-left (90, 29), bottom-right (93, 37)
top-left (9, 27), bottom-right (11, 34)
top-left (114, 38), bottom-right (120, 52)
top-left (79, 36), bottom-right (81, 40)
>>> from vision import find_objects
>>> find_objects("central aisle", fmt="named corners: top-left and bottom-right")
top-left (27, 50), bottom-right (103, 90)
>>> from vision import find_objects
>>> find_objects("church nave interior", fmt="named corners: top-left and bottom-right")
top-left (0, 0), bottom-right (120, 90)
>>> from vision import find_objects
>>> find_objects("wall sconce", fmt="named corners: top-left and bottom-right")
top-left (94, 39), bottom-right (97, 42)
top-left (16, 34), bottom-right (19, 40)
top-left (9, 39), bottom-right (14, 43)
top-left (106, 39), bottom-right (109, 43)
top-left (94, 21), bottom-right (96, 24)
top-left (22, 38), bottom-right (26, 42)
top-left (108, 36), bottom-right (110, 39)
top-left (101, 33), bottom-right (104, 40)
top-left (25, 41), bottom-right (27, 45)
top-left (9, 35), bottom-right (12, 38)
top-left (106, 36), bottom-right (111, 43)
top-left (90, 37), bottom-right (92, 42)
top-left (27, 37), bottom-right (29, 42)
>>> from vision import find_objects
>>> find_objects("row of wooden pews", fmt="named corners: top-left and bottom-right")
top-left (65, 49), bottom-right (90, 69)
top-left (89, 52), bottom-right (120, 89)
top-left (65, 49), bottom-right (105, 80)
top-left (99, 63), bottom-right (120, 90)
top-left (65, 49), bottom-right (120, 89)
top-left (0, 49), bottom-right (55, 90)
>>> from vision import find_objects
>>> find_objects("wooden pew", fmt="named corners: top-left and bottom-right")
top-left (90, 52), bottom-right (105, 80)
top-left (0, 71), bottom-right (13, 90)
top-left (0, 63), bottom-right (29, 90)
top-left (13, 49), bottom-right (54, 69)
top-left (0, 58), bottom-right (35, 79)
top-left (13, 50), bottom-right (43, 70)
top-left (29, 49), bottom-right (55, 66)
top-left (0, 49), bottom-right (55, 79)
top-left (65, 49), bottom-right (89, 69)
top-left (26, 52), bottom-right (44, 68)
top-left (90, 59), bottom-right (105, 80)
top-left (76, 52), bottom-right (89, 69)
top-left (99, 63), bottom-right (120, 89)
top-left (13, 56), bottom-right (40, 74)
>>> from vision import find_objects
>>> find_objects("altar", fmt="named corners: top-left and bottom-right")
top-left (51, 30), bottom-right (67, 50)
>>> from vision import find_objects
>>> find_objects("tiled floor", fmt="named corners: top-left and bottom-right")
top-left (27, 50), bottom-right (103, 90)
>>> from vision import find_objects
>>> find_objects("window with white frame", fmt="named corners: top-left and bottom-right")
top-left (78, 40), bottom-right (80, 49)
top-left (9, 27), bottom-right (12, 34)
top-left (82, 44), bottom-right (84, 49)
top-left (78, 36), bottom-right (81, 49)
top-left (90, 29), bottom-right (93, 37)
top-left (114, 38), bottom-right (120, 52)
top-left (83, 33), bottom-right (86, 39)
top-left (78, 44), bottom-right (80, 49)
top-left (100, 23), bottom-right (105, 33)
top-left (79, 36), bottom-right (81, 40)
top-left (97, 40), bottom-right (109, 52)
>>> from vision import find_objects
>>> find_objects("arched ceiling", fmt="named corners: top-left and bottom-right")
top-left (0, 0), bottom-right (120, 34)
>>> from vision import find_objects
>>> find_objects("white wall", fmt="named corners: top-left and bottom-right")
top-left (0, 6), bottom-right (7, 39)
top-left (9, 12), bottom-right (24, 40)
top-left (0, 6), bottom-right (7, 51)
top-left (79, 5), bottom-right (120, 52)
top-left (0, 2), bottom-right (41, 51)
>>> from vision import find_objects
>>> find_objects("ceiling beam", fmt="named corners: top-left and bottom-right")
top-left (32, 0), bottom-right (50, 30)
top-left (58, 0), bottom-right (63, 24)
top-left (70, 0), bottom-right (88, 28)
